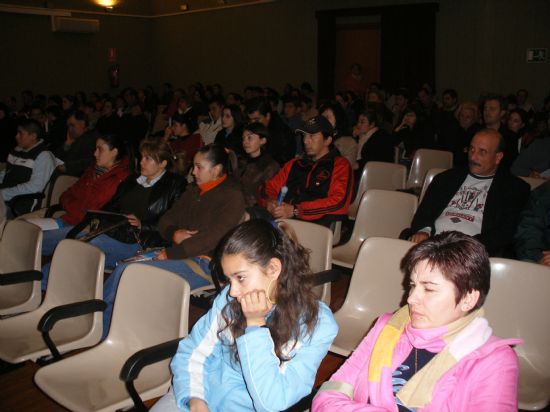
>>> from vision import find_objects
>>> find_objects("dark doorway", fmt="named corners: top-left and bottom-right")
top-left (334, 20), bottom-right (381, 99)
top-left (316, 3), bottom-right (438, 99)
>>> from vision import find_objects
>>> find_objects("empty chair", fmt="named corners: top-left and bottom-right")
top-left (0, 220), bottom-right (43, 316)
top-left (331, 237), bottom-right (414, 356)
top-left (485, 258), bottom-right (550, 410)
top-left (333, 189), bottom-right (418, 268)
top-left (519, 176), bottom-right (547, 191)
top-left (0, 240), bottom-right (105, 364)
top-left (279, 219), bottom-right (333, 304)
top-left (35, 263), bottom-right (191, 412)
top-left (406, 149), bottom-right (453, 189)
top-left (348, 161), bottom-right (407, 220)
top-left (418, 167), bottom-right (447, 203)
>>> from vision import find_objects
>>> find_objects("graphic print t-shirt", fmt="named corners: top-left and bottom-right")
top-left (434, 173), bottom-right (494, 236)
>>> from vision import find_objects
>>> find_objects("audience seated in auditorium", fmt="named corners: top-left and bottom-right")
top-left (214, 104), bottom-right (245, 157)
top-left (42, 138), bottom-right (185, 271)
top-left (393, 107), bottom-right (426, 160)
top-left (482, 94), bottom-right (516, 171)
top-left (198, 96), bottom-right (223, 145)
top-left (313, 231), bottom-right (520, 412)
top-left (282, 95), bottom-right (305, 132)
top-left (28, 133), bottom-right (129, 231)
top-left (406, 128), bottom-right (530, 256)
top-left (515, 179), bottom-right (550, 266)
top-left (237, 122), bottom-right (279, 207)
top-left (320, 102), bottom-right (356, 167)
top-left (439, 101), bottom-right (482, 167)
top-left (257, 115), bottom-right (353, 228)
top-left (246, 97), bottom-right (295, 165)
top-left (151, 219), bottom-right (337, 412)
top-left (100, 144), bottom-right (245, 337)
top-left (53, 110), bottom-right (99, 177)
top-left (355, 109), bottom-right (394, 172)
top-left (165, 113), bottom-right (202, 166)
top-left (510, 131), bottom-right (550, 178)
top-left (0, 119), bottom-right (56, 216)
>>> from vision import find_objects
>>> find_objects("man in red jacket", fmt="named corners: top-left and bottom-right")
top-left (258, 115), bottom-right (353, 227)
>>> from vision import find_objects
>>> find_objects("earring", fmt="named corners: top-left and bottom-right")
top-left (266, 278), bottom-right (277, 305)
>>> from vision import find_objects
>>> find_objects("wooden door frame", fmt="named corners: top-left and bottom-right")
top-left (316, 3), bottom-right (439, 99)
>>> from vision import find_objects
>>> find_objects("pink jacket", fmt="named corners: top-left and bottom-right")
top-left (312, 313), bottom-right (520, 412)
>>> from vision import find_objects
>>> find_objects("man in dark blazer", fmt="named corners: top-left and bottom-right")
top-left (408, 128), bottom-right (530, 256)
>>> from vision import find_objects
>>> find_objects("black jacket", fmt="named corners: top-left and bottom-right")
top-left (101, 172), bottom-right (186, 248)
top-left (410, 167), bottom-right (530, 256)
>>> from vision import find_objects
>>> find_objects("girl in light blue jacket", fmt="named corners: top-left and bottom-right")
top-left (151, 219), bottom-right (338, 412)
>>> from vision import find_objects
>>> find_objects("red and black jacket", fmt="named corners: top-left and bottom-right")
top-left (259, 150), bottom-right (353, 224)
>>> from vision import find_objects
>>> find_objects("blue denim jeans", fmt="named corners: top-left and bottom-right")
top-left (42, 225), bottom-right (74, 256)
top-left (41, 234), bottom-right (140, 289)
top-left (101, 257), bottom-right (212, 339)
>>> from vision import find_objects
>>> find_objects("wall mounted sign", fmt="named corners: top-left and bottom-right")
top-left (526, 48), bottom-right (547, 63)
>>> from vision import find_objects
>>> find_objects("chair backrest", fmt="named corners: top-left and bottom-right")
top-left (47, 174), bottom-right (79, 206)
top-left (43, 240), bottom-right (105, 341)
top-left (108, 264), bottom-right (191, 348)
top-left (349, 161), bottom-right (407, 219)
top-left (0, 220), bottom-right (43, 314)
top-left (279, 219), bottom-right (332, 304)
top-left (0, 220), bottom-right (42, 273)
top-left (485, 258), bottom-right (550, 409)
top-left (418, 167), bottom-right (447, 203)
top-left (332, 237), bottom-right (414, 355)
top-left (519, 176), bottom-right (547, 191)
top-left (486, 258), bottom-right (550, 369)
top-left (406, 149), bottom-right (453, 188)
top-left (353, 189), bottom-right (418, 242)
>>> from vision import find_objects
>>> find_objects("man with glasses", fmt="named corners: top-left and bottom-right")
top-left (407, 129), bottom-right (529, 256)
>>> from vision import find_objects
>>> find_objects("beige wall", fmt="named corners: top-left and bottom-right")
top-left (0, 0), bottom-right (549, 107)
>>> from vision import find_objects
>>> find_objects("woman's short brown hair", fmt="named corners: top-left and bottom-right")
top-left (139, 137), bottom-right (174, 168)
top-left (400, 231), bottom-right (490, 310)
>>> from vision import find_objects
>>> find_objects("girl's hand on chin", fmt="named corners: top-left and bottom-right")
top-left (239, 289), bottom-right (272, 327)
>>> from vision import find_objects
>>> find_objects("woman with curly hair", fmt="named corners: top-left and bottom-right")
top-left (151, 219), bottom-right (338, 412)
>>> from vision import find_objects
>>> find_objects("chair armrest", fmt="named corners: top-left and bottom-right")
top-left (10, 192), bottom-right (45, 203)
top-left (9, 192), bottom-right (46, 216)
top-left (0, 270), bottom-right (42, 285)
top-left (120, 338), bottom-right (182, 412)
top-left (44, 204), bottom-right (63, 218)
top-left (37, 299), bottom-right (106, 360)
top-left (312, 269), bottom-right (342, 286)
top-left (120, 338), bottom-right (182, 382)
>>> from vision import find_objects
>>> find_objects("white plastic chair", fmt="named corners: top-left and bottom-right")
top-left (333, 189), bottom-right (418, 268)
top-left (279, 219), bottom-right (333, 304)
top-left (349, 161), bottom-right (407, 220)
top-left (485, 258), bottom-right (550, 410)
top-left (519, 176), bottom-right (547, 191)
top-left (418, 167), bottom-right (446, 204)
top-left (0, 240), bottom-right (105, 363)
top-left (35, 263), bottom-right (191, 412)
top-left (331, 237), bottom-right (414, 356)
top-left (0, 220), bottom-right (43, 316)
top-left (406, 149), bottom-right (453, 189)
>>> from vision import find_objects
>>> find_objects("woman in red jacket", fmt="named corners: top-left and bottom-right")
top-left (41, 134), bottom-right (130, 255)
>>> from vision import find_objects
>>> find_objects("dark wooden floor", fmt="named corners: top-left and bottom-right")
top-left (0, 273), bottom-right (352, 412)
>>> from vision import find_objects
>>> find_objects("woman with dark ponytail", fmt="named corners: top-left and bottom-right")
top-left (101, 144), bottom-right (246, 337)
top-left (151, 219), bottom-right (338, 412)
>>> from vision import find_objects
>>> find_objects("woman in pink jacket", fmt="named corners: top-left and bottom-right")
top-left (313, 231), bottom-right (520, 412)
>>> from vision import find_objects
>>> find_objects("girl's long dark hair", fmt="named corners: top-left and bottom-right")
top-left (217, 219), bottom-right (319, 363)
